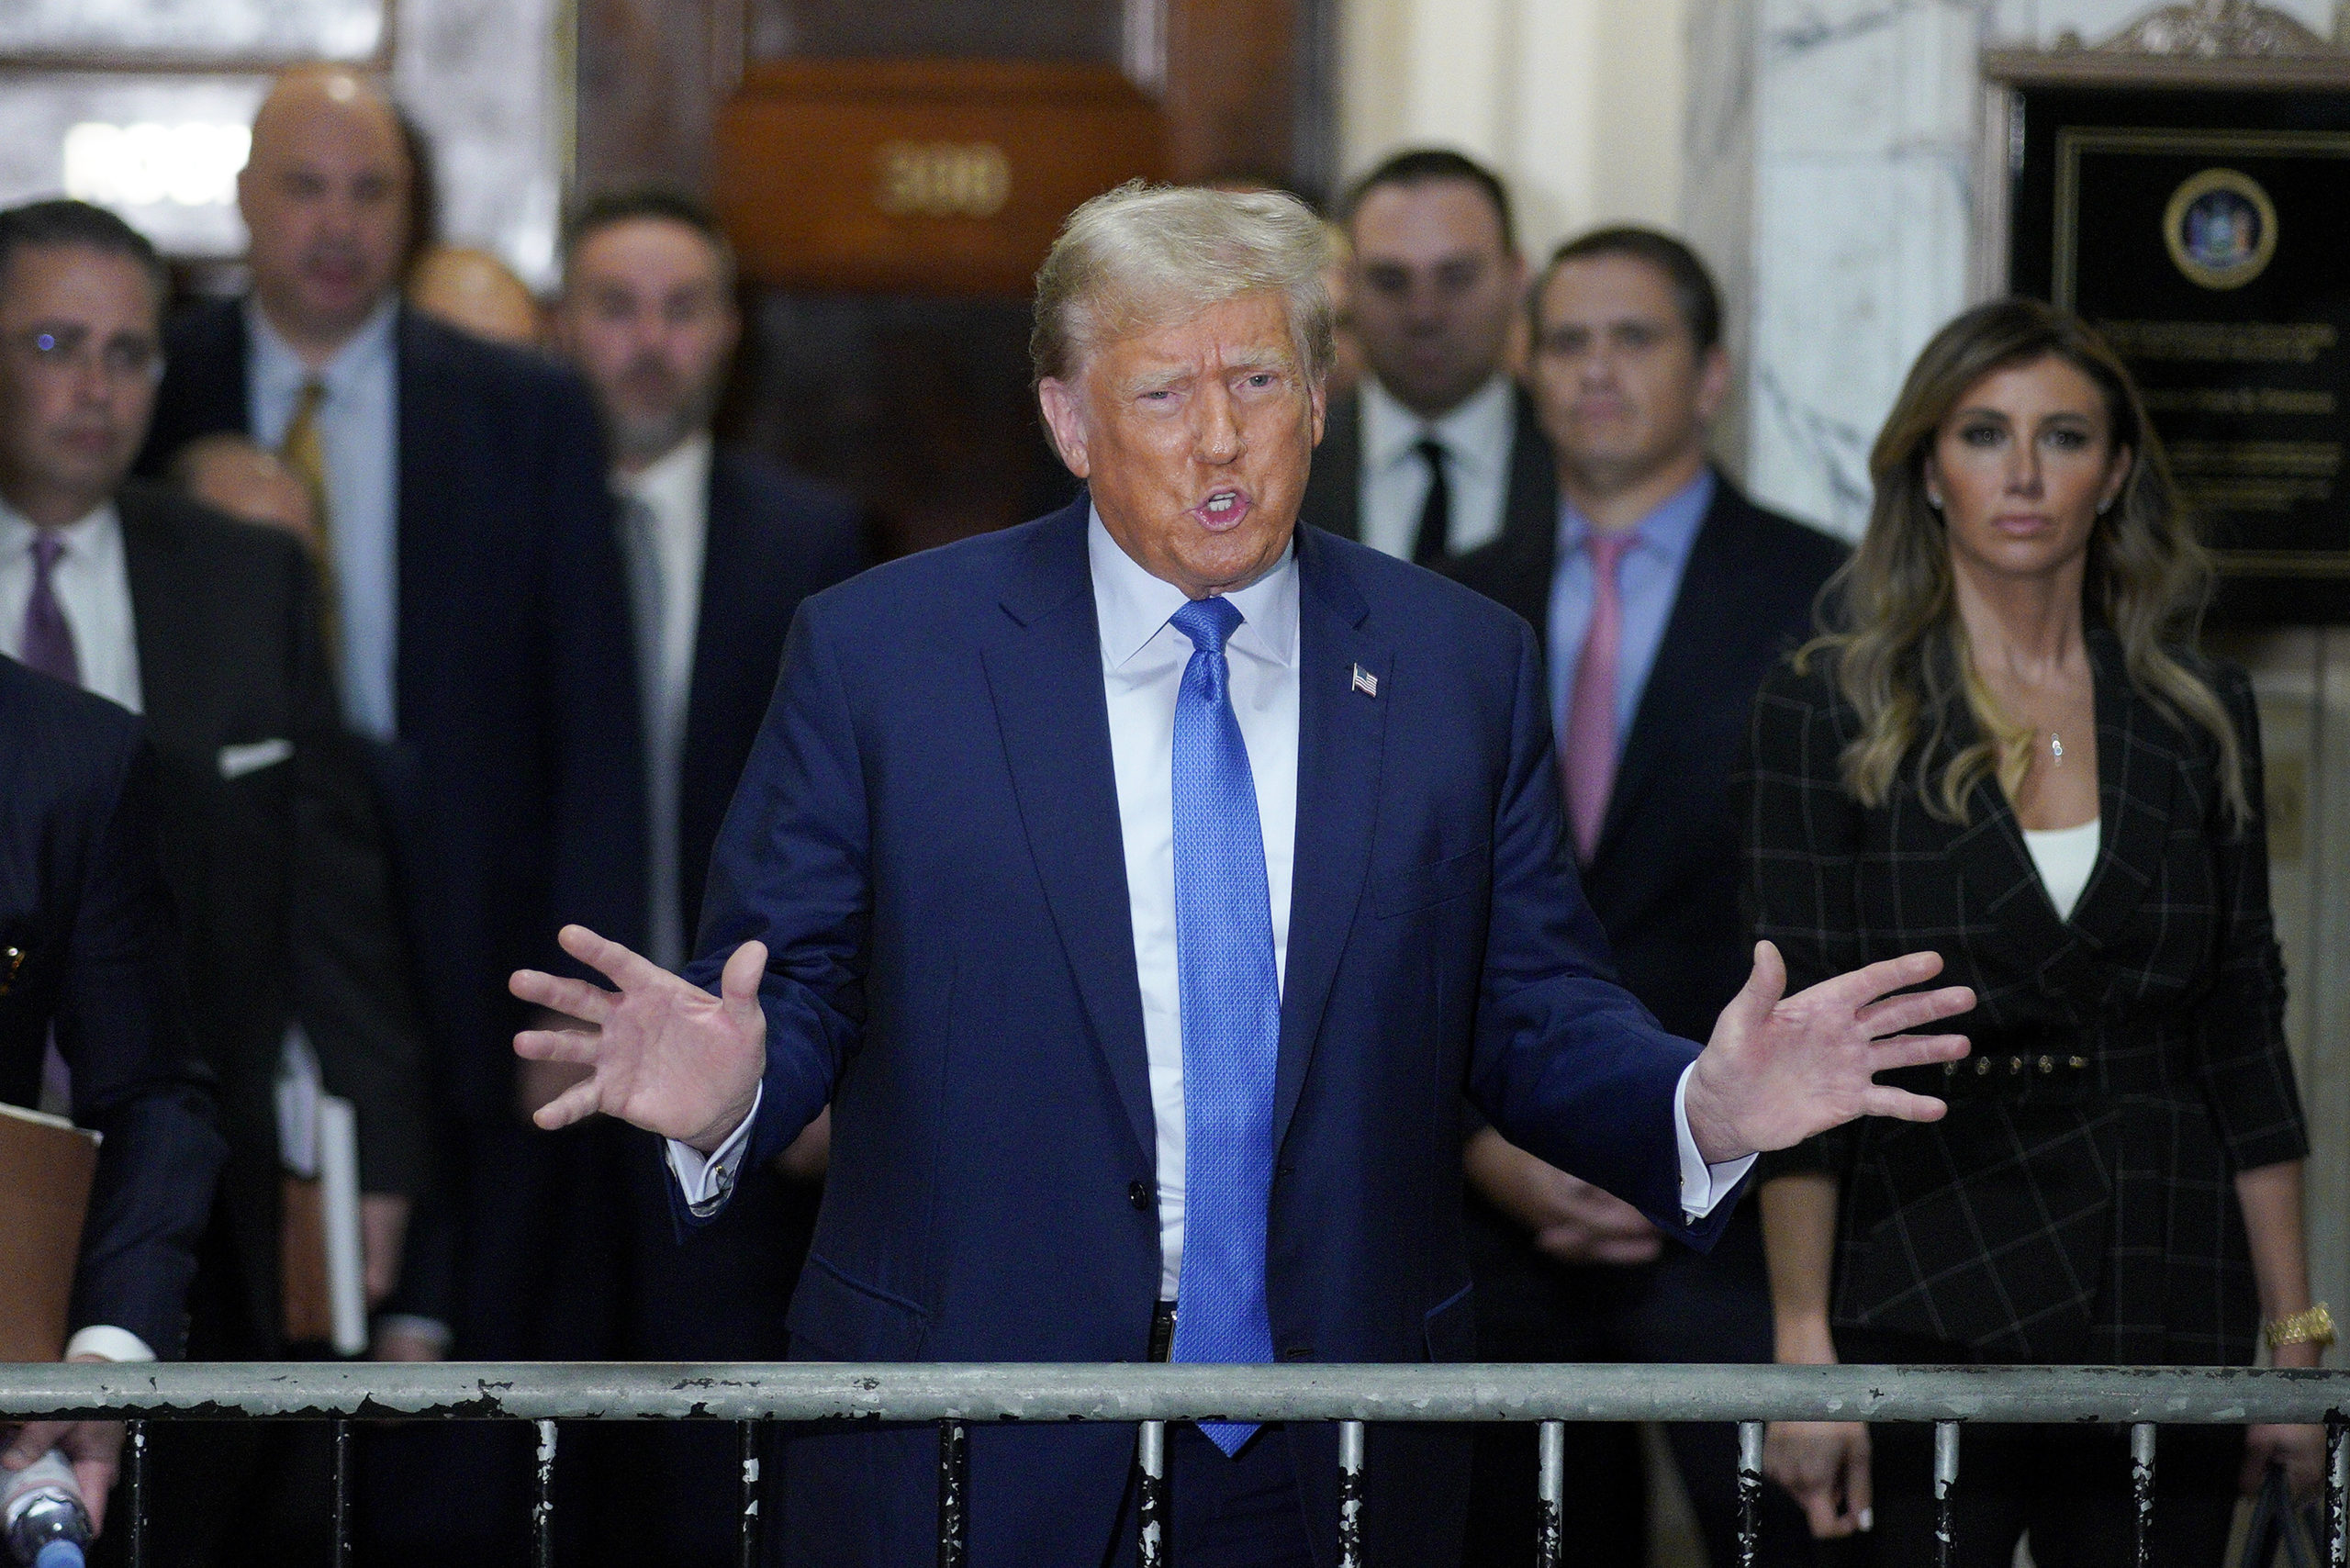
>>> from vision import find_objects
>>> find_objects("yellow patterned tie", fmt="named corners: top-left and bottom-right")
top-left (279, 379), bottom-right (339, 667)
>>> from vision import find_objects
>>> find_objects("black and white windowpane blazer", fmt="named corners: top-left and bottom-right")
top-left (1735, 630), bottom-right (2307, 1365)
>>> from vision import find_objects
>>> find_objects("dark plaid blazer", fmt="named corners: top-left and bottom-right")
top-left (1736, 630), bottom-right (2307, 1365)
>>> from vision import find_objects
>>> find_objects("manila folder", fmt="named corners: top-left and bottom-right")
top-left (0, 1101), bottom-right (100, 1362)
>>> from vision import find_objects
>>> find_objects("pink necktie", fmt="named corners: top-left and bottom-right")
top-left (1561, 531), bottom-right (1633, 863)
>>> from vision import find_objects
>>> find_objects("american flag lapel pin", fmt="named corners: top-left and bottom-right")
top-left (1351, 663), bottom-right (1378, 698)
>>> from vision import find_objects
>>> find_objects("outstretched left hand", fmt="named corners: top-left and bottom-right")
top-left (1682, 941), bottom-right (1974, 1166)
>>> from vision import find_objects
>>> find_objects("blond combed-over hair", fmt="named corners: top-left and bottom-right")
top-left (1031, 181), bottom-right (1335, 387)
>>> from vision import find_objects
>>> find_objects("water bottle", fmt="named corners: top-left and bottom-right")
top-left (1, 1450), bottom-right (89, 1568)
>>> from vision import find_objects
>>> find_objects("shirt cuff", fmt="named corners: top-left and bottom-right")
top-left (1674, 1063), bottom-right (1757, 1225)
top-left (665, 1085), bottom-right (762, 1218)
top-left (65, 1326), bottom-right (156, 1363)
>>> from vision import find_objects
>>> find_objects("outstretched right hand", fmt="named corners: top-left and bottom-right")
top-left (509, 925), bottom-right (767, 1153)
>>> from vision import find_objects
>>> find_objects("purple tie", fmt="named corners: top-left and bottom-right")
top-left (19, 532), bottom-right (79, 686)
top-left (1561, 531), bottom-right (1632, 863)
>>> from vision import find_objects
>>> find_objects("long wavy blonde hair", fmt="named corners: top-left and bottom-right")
top-left (1799, 298), bottom-right (2247, 824)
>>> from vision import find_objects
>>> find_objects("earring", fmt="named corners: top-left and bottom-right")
top-left (2098, 498), bottom-right (2114, 515)
top-left (1926, 490), bottom-right (1943, 510)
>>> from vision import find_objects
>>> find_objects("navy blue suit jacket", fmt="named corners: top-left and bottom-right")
top-left (688, 497), bottom-right (1729, 1565)
top-left (0, 657), bottom-right (225, 1355)
top-left (139, 300), bottom-right (646, 1121)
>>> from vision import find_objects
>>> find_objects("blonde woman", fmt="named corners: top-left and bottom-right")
top-left (1738, 298), bottom-right (2322, 1566)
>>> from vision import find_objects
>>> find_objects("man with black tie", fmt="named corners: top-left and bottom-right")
top-left (0, 197), bottom-right (431, 1562)
top-left (134, 67), bottom-right (643, 1562)
top-left (1295, 149), bottom-right (1550, 565)
top-left (1448, 228), bottom-right (1848, 1567)
top-left (545, 186), bottom-right (864, 1563)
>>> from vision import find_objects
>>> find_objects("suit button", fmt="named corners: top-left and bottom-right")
top-left (1129, 1181), bottom-right (1152, 1211)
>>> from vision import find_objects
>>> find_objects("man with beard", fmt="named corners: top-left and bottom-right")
top-left (136, 66), bottom-right (644, 1564)
top-left (543, 186), bottom-right (864, 1565)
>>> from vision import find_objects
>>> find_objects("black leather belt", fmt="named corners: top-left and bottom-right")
top-left (1149, 1302), bottom-right (1177, 1363)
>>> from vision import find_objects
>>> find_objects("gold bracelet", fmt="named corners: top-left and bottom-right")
top-left (2265, 1303), bottom-right (2336, 1350)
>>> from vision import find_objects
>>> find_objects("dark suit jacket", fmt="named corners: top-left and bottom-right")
top-left (118, 484), bottom-right (430, 1354)
top-left (688, 496), bottom-right (1730, 1566)
top-left (1449, 472), bottom-right (1848, 1041)
top-left (1295, 383), bottom-right (1556, 558)
top-left (1739, 633), bottom-right (2308, 1365)
top-left (677, 448), bottom-right (867, 944)
top-left (139, 300), bottom-right (646, 1125)
top-left (0, 657), bottom-right (224, 1354)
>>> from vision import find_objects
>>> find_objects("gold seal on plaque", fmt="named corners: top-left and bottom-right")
top-left (2164, 167), bottom-right (2277, 290)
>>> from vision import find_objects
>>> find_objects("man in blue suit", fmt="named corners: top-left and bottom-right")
top-left (513, 185), bottom-right (1973, 1567)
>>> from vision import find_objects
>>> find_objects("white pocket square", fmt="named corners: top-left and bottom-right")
top-left (218, 737), bottom-right (294, 779)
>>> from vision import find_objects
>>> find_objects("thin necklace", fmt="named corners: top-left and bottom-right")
top-left (2049, 730), bottom-right (2065, 766)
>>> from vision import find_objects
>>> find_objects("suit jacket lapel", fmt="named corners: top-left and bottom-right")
top-left (392, 308), bottom-right (456, 734)
top-left (118, 494), bottom-right (207, 749)
top-left (978, 501), bottom-right (1157, 1166)
top-left (1273, 526), bottom-right (1390, 1148)
top-left (682, 456), bottom-right (748, 772)
top-left (2060, 630), bottom-right (2174, 955)
top-left (1299, 395), bottom-right (1364, 543)
top-left (1590, 491), bottom-right (1738, 866)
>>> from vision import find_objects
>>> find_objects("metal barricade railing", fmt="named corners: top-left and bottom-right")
top-left (5, 1361), bottom-right (2346, 1567)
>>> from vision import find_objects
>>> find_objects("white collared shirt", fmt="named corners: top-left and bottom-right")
top-left (1357, 372), bottom-right (1517, 560)
top-left (615, 434), bottom-right (712, 970)
top-left (247, 296), bottom-right (401, 740)
top-left (670, 508), bottom-right (1751, 1256)
top-left (1090, 508), bottom-right (1300, 1297)
top-left (0, 499), bottom-right (142, 712)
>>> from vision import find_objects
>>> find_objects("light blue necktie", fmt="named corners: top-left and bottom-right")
top-left (1165, 595), bottom-right (1280, 1457)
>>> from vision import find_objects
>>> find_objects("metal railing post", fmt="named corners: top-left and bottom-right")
top-left (124, 1417), bottom-right (148, 1568)
top-left (1932, 1420), bottom-right (1960, 1568)
top-left (1737, 1420), bottom-right (1764, 1568)
top-left (937, 1420), bottom-right (968, 1568)
top-left (738, 1420), bottom-right (763, 1568)
top-left (1337, 1420), bottom-right (1365, 1568)
top-left (2329, 1415), bottom-right (2346, 1568)
top-left (533, 1418), bottom-right (557, 1568)
top-left (331, 1418), bottom-right (352, 1568)
top-left (2129, 1422), bottom-right (2155, 1568)
top-left (1136, 1421), bottom-right (1167, 1568)
top-left (1535, 1420), bottom-right (1564, 1568)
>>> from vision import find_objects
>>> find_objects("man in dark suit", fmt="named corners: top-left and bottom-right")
top-left (0, 196), bottom-right (431, 1562)
top-left (1295, 149), bottom-right (1551, 566)
top-left (1447, 228), bottom-right (1849, 1567)
top-left (132, 67), bottom-right (643, 1562)
top-left (511, 185), bottom-right (1971, 1568)
top-left (0, 656), bottom-right (222, 1539)
top-left (544, 185), bottom-right (866, 1563)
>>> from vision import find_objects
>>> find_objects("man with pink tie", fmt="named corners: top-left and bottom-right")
top-left (1447, 228), bottom-right (1850, 1566)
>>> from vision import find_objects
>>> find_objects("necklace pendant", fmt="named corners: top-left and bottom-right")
top-left (2049, 731), bottom-right (2065, 766)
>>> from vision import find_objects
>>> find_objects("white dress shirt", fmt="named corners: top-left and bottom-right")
top-left (671, 510), bottom-right (1753, 1253)
top-left (1357, 373), bottom-right (1517, 560)
top-left (615, 434), bottom-right (712, 971)
top-left (0, 501), bottom-right (141, 712)
top-left (247, 296), bottom-right (401, 740)
top-left (0, 500), bottom-right (155, 1363)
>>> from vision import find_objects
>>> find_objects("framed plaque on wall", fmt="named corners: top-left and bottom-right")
top-left (1990, 57), bottom-right (2350, 622)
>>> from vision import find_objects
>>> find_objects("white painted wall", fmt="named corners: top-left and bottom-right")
top-left (1337, 0), bottom-right (1688, 260)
